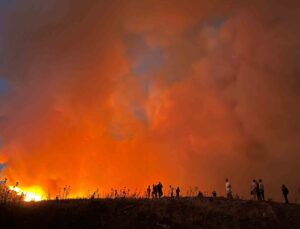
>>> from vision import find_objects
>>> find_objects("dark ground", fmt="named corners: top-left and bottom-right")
top-left (0, 197), bottom-right (300, 229)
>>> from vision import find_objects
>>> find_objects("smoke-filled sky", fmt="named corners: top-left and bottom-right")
top-left (0, 0), bottom-right (299, 200)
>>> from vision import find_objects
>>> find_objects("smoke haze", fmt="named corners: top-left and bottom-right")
top-left (0, 0), bottom-right (299, 200)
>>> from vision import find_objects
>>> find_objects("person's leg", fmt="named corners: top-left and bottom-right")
top-left (257, 191), bottom-right (261, 200)
top-left (284, 194), bottom-right (288, 203)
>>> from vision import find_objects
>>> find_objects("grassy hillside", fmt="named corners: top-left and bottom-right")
top-left (1, 197), bottom-right (300, 228)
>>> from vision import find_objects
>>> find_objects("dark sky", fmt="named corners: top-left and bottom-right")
top-left (0, 0), bottom-right (299, 201)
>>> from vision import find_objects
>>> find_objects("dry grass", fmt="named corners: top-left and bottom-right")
top-left (0, 197), bottom-right (300, 228)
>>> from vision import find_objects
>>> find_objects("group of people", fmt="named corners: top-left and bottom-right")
top-left (250, 179), bottom-right (265, 201)
top-left (146, 183), bottom-right (180, 199)
top-left (169, 185), bottom-right (180, 198)
top-left (147, 179), bottom-right (292, 204)
top-left (147, 182), bottom-right (163, 198)
top-left (225, 178), bottom-right (291, 203)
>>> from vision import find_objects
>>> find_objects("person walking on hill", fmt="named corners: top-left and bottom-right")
top-left (176, 187), bottom-right (180, 198)
top-left (258, 179), bottom-right (265, 201)
top-left (225, 178), bottom-right (233, 199)
top-left (282, 184), bottom-right (289, 204)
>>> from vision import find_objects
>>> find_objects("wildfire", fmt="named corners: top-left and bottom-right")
top-left (9, 186), bottom-right (44, 202)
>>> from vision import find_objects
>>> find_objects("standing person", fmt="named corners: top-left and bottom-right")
top-left (256, 181), bottom-right (261, 200)
top-left (225, 178), bottom-right (233, 199)
top-left (258, 179), bottom-right (265, 201)
top-left (198, 191), bottom-right (204, 198)
top-left (282, 184), bottom-right (289, 204)
top-left (157, 182), bottom-right (163, 198)
top-left (147, 185), bottom-right (151, 199)
top-left (152, 184), bottom-right (157, 198)
top-left (169, 185), bottom-right (174, 198)
top-left (251, 179), bottom-right (257, 200)
top-left (176, 187), bottom-right (180, 198)
top-left (212, 191), bottom-right (217, 198)
top-left (255, 180), bottom-right (260, 200)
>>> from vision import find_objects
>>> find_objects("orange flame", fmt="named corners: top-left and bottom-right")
top-left (9, 186), bottom-right (44, 202)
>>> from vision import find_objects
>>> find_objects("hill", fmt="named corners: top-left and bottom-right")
top-left (1, 198), bottom-right (300, 228)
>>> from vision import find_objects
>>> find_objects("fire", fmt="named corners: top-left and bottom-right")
top-left (9, 186), bottom-right (44, 202)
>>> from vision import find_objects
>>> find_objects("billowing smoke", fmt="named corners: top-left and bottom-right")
top-left (0, 0), bottom-right (299, 200)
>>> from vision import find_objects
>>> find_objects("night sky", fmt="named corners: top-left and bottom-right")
top-left (0, 0), bottom-right (299, 201)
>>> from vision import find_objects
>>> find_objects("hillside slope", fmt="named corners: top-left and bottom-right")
top-left (1, 198), bottom-right (300, 229)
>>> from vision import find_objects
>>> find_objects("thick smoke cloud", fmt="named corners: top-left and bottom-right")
top-left (0, 0), bottom-right (299, 200)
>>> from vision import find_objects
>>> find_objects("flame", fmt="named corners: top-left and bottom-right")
top-left (9, 186), bottom-right (44, 202)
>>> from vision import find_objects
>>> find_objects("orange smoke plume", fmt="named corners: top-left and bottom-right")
top-left (0, 0), bottom-right (299, 201)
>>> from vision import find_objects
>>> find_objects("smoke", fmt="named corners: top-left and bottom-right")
top-left (0, 0), bottom-right (299, 200)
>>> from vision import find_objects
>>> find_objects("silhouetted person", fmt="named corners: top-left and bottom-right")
top-left (152, 184), bottom-right (157, 198)
top-left (212, 191), bottom-right (217, 198)
top-left (282, 184), bottom-right (289, 203)
top-left (259, 179), bottom-right (265, 201)
top-left (169, 185), bottom-right (174, 198)
top-left (176, 187), bottom-right (180, 198)
top-left (55, 195), bottom-right (59, 204)
top-left (255, 180), bottom-right (260, 200)
top-left (157, 182), bottom-right (163, 198)
top-left (198, 191), bottom-right (203, 198)
top-left (225, 178), bottom-right (233, 199)
top-left (147, 185), bottom-right (151, 198)
top-left (251, 179), bottom-right (258, 200)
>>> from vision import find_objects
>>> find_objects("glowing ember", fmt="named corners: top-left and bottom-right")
top-left (9, 186), bottom-right (43, 202)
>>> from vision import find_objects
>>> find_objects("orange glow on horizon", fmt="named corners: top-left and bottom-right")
top-left (9, 186), bottom-right (44, 202)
